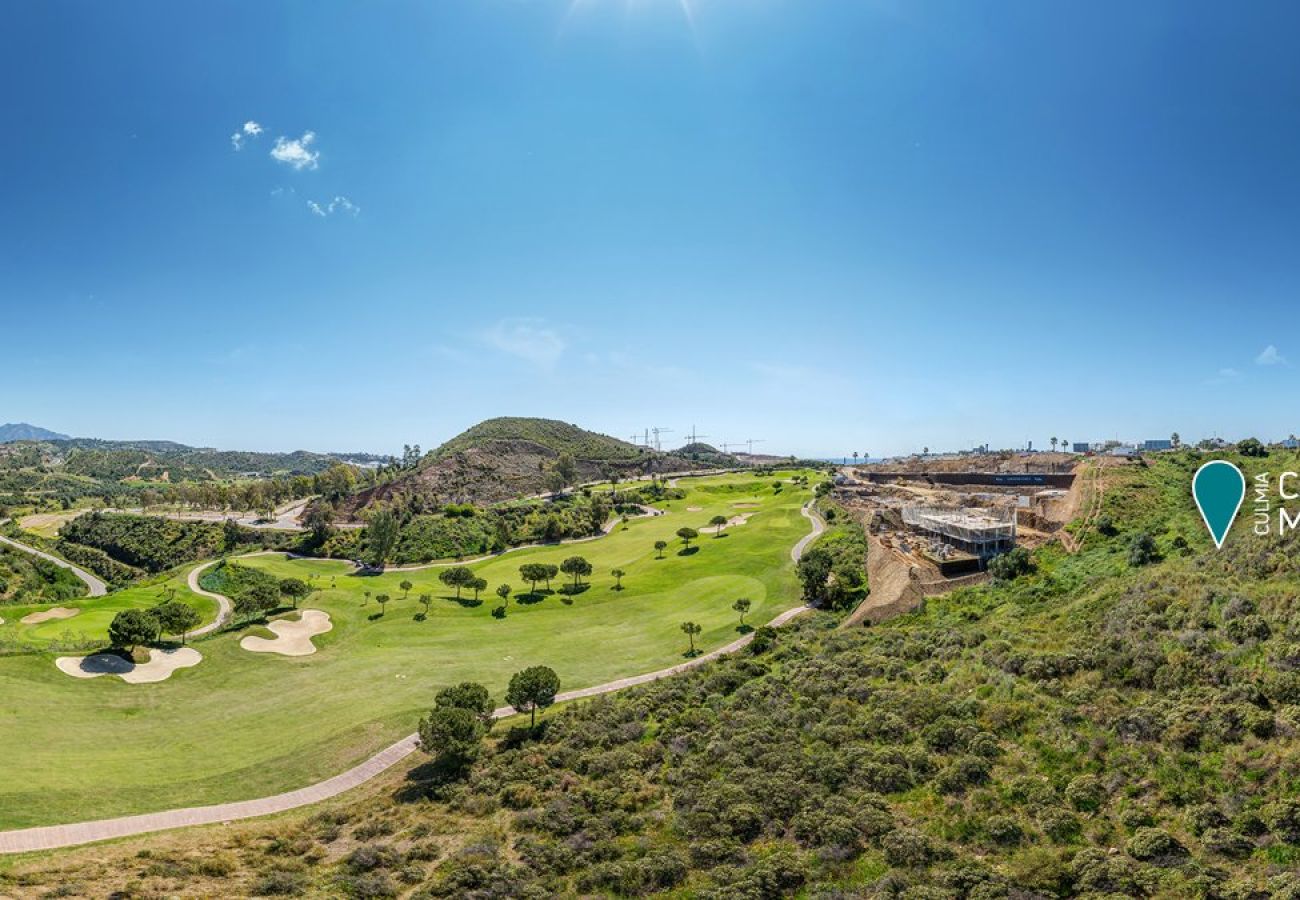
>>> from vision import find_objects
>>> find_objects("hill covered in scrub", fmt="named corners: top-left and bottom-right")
top-left (336, 418), bottom-right (717, 515)
top-left (0, 422), bottom-right (69, 443)
top-left (12, 453), bottom-right (1300, 898)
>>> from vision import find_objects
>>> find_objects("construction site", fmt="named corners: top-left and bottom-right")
top-left (832, 450), bottom-right (1104, 627)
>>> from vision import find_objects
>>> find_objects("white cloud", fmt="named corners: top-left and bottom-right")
top-left (481, 318), bottom-right (567, 369)
top-left (270, 131), bottom-right (320, 170)
top-left (231, 120), bottom-right (264, 151)
top-left (1206, 367), bottom-right (1242, 386)
top-left (1256, 345), bottom-right (1288, 366)
top-left (307, 195), bottom-right (360, 218)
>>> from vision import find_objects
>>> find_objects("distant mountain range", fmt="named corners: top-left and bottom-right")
top-left (0, 422), bottom-right (71, 443)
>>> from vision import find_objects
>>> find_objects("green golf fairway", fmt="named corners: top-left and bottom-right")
top-left (0, 472), bottom-right (815, 829)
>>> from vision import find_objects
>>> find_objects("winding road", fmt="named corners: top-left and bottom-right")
top-left (0, 524), bottom-right (107, 597)
top-left (0, 502), bottom-right (825, 855)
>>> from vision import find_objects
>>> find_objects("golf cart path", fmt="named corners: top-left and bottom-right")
top-left (0, 502), bottom-right (824, 855)
top-left (0, 523), bottom-right (107, 597)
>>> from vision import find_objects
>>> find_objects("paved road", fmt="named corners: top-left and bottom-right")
top-left (0, 501), bottom-right (826, 854)
top-left (0, 524), bottom-right (107, 597)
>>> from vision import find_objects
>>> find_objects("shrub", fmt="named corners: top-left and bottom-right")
top-left (988, 548), bottom-right (1034, 582)
top-left (1125, 826), bottom-right (1183, 861)
top-left (1064, 775), bottom-right (1106, 812)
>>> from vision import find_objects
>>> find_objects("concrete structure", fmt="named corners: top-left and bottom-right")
top-left (902, 505), bottom-right (1016, 564)
top-left (1142, 439), bottom-right (1173, 451)
top-left (1072, 442), bottom-right (1092, 453)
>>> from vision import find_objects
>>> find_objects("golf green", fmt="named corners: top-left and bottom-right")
top-left (0, 471), bottom-right (816, 829)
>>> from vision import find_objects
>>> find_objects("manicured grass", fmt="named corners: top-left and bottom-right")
top-left (0, 471), bottom-right (816, 829)
top-left (0, 569), bottom-right (214, 650)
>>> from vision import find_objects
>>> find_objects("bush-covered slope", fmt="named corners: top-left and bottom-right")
top-left (431, 418), bottom-right (647, 463)
top-left (339, 418), bottom-right (715, 514)
top-left (11, 453), bottom-right (1300, 898)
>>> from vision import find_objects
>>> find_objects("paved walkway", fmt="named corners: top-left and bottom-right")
top-left (0, 502), bottom-right (826, 854)
top-left (0, 525), bottom-right (107, 597)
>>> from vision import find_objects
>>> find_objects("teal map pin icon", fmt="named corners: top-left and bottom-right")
top-left (1193, 460), bottom-right (1246, 549)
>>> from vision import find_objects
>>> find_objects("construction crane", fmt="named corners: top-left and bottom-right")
top-left (718, 442), bottom-right (737, 453)
top-left (685, 425), bottom-right (709, 446)
top-left (651, 427), bottom-right (673, 452)
top-left (745, 438), bottom-right (765, 455)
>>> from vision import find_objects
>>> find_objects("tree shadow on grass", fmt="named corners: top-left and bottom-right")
top-left (735, 624), bottom-right (754, 635)
top-left (444, 595), bottom-right (483, 609)
top-left (677, 547), bottom-right (700, 557)
top-left (682, 648), bottom-right (703, 659)
top-left (515, 591), bottom-right (550, 606)
top-left (558, 584), bottom-right (590, 597)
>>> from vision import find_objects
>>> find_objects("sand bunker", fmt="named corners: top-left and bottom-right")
top-left (241, 609), bottom-right (332, 657)
top-left (715, 514), bottom-right (754, 532)
top-left (55, 647), bottom-right (202, 684)
top-left (732, 502), bottom-right (760, 508)
top-left (21, 606), bottom-right (80, 625)
top-left (686, 506), bottom-right (703, 512)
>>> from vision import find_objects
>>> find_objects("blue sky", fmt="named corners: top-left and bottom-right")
top-left (3, 1), bottom-right (1300, 457)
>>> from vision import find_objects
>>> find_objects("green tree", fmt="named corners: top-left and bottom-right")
top-left (439, 566), bottom-right (475, 599)
top-left (681, 621), bottom-right (702, 656)
top-left (375, 593), bottom-right (390, 616)
top-left (399, 579), bottom-right (413, 600)
top-left (236, 582), bottom-right (279, 623)
top-left (506, 665), bottom-right (561, 728)
top-left (1238, 437), bottom-right (1267, 457)
top-left (677, 527), bottom-right (699, 550)
top-left (278, 577), bottom-right (310, 610)
top-left (610, 568), bottom-right (625, 590)
top-left (108, 608), bottom-right (158, 652)
top-left (519, 563), bottom-right (548, 594)
top-left (709, 514), bottom-right (728, 537)
top-left (153, 601), bottom-right (201, 644)
top-left (796, 548), bottom-right (833, 606)
top-left (470, 576), bottom-right (487, 601)
top-left (418, 593), bottom-right (432, 616)
top-left (363, 507), bottom-right (400, 568)
top-left (560, 555), bottom-right (592, 589)
top-left (553, 452), bottom-right (578, 493)
top-left (417, 707), bottom-right (487, 774)
top-left (434, 681), bottom-right (495, 728)
top-left (654, 540), bottom-right (668, 559)
top-left (495, 583), bottom-right (511, 605)
top-left (543, 563), bottom-right (559, 591)
top-left (732, 597), bottom-right (751, 628)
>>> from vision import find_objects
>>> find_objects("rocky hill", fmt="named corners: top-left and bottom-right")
top-left (337, 417), bottom-right (716, 515)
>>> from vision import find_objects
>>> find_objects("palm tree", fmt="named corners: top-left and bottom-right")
top-left (1050, 437), bottom-right (1058, 452)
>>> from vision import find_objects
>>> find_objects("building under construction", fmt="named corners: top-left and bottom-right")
top-left (902, 505), bottom-right (1017, 565)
